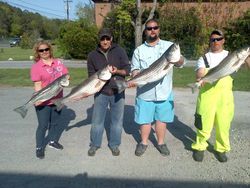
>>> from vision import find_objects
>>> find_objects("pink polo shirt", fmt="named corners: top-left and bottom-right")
top-left (30, 59), bottom-right (68, 106)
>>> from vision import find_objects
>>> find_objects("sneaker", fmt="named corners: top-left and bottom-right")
top-left (193, 150), bottom-right (204, 162)
top-left (110, 147), bottom-right (120, 156)
top-left (157, 144), bottom-right (170, 156)
top-left (135, 143), bottom-right (148, 156)
top-left (88, 146), bottom-right (99, 156)
top-left (36, 148), bottom-right (45, 159)
top-left (215, 151), bottom-right (228, 162)
top-left (48, 141), bottom-right (63, 150)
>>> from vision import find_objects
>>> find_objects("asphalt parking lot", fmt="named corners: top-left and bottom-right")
top-left (0, 86), bottom-right (249, 188)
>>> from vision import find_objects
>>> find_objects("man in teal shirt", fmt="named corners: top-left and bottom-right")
top-left (131, 19), bottom-right (184, 156)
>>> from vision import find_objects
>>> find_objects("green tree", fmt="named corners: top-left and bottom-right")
top-left (58, 20), bottom-right (98, 59)
top-left (0, 2), bottom-right (66, 43)
top-left (224, 10), bottom-right (250, 51)
top-left (75, 0), bottom-right (95, 24)
top-left (159, 7), bottom-right (207, 59)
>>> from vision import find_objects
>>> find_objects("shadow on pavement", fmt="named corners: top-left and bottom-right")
top-left (65, 105), bottom-right (93, 131)
top-left (167, 115), bottom-right (196, 151)
top-left (123, 105), bottom-right (140, 144)
top-left (0, 172), bottom-right (247, 188)
top-left (44, 106), bottom-right (76, 145)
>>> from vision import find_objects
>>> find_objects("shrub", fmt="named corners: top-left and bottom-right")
top-left (58, 20), bottom-right (98, 59)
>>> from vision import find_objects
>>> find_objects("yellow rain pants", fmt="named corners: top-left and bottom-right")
top-left (191, 76), bottom-right (234, 152)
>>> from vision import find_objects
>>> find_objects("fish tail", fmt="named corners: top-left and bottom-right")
top-left (13, 105), bottom-right (28, 118)
top-left (52, 99), bottom-right (64, 111)
top-left (114, 80), bottom-right (127, 93)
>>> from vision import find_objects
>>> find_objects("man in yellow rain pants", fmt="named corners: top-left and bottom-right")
top-left (191, 29), bottom-right (234, 162)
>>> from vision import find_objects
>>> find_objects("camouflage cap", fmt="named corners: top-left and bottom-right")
top-left (210, 29), bottom-right (224, 38)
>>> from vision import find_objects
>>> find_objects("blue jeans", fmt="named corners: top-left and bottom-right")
top-left (35, 105), bottom-right (62, 148)
top-left (90, 92), bottom-right (125, 149)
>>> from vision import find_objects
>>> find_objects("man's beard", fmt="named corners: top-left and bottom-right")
top-left (146, 35), bottom-right (158, 42)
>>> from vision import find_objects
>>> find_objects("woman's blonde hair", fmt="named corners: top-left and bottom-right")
top-left (33, 40), bottom-right (54, 62)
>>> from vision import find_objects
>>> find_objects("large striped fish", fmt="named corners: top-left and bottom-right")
top-left (14, 74), bottom-right (70, 118)
top-left (195, 46), bottom-right (250, 88)
top-left (114, 43), bottom-right (181, 92)
top-left (53, 65), bottom-right (112, 111)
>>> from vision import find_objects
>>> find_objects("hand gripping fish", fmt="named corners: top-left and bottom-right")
top-left (114, 43), bottom-right (181, 93)
top-left (53, 65), bottom-right (112, 111)
top-left (13, 74), bottom-right (70, 118)
top-left (191, 46), bottom-right (250, 92)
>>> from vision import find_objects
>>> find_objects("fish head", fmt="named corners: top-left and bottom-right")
top-left (98, 66), bottom-right (112, 80)
top-left (236, 46), bottom-right (250, 60)
top-left (60, 74), bottom-right (70, 87)
top-left (166, 43), bottom-right (181, 63)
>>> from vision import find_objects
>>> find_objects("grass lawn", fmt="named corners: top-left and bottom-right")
top-left (0, 47), bottom-right (33, 61)
top-left (0, 46), bottom-right (63, 61)
top-left (0, 67), bottom-right (249, 91)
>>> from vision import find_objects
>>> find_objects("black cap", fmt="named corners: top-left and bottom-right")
top-left (210, 29), bottom-right (224, 37)
top-left (98, 28), bottom-right (112, 39)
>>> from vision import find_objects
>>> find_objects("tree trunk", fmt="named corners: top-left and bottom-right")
top-left (133, 0), bottom-right (157, 47)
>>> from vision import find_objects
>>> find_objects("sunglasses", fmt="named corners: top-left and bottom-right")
top-left (146, 26), bottom-right (160, 31)
top-left (210, 37), bottom-right (224, 42)
top-left (38, 48), bottom-right (50, 53)
top-left (100, 36), bottom-right (111, 41)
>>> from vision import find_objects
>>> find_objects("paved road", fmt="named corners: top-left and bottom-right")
top-left (0, 60), bottom-right (87, 69)
top-left (0, 59), bottom-right (196, 69)
top-left (0, 87), bottom-right (249, 188)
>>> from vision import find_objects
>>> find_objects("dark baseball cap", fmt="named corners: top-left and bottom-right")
top-left (98, 28), bottom-right (112, 39)
top-left (210, 29), bottom-right (224, 37)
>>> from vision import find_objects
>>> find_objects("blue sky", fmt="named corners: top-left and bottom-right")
top-left (1, 0), bottom-right (90, 20)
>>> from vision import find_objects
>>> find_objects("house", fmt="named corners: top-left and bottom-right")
top-left (92, 0), bottom-right (250, 28)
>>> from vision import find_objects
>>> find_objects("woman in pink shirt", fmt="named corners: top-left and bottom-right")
top-left (31, 41), bottom-right (68, 159)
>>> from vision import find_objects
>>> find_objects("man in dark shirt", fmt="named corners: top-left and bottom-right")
top-left (87, 28), bottom-right (131, 156)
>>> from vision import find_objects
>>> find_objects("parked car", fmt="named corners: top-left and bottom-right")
top-left (9, 37), bottom-right (21, 47)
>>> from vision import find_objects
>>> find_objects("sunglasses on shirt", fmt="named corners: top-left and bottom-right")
top-left (210, 37), bottom-right (224, 42)
top-left (146, 26), bottom-right (160, 31)
top-left (38, 48), bottom-right (50, 53)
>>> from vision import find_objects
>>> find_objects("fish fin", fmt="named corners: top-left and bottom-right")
top-left (163, 64), bottom-right (171, 70)
top-left (114, 80), bottom-right (127, 93)
top-left (13, 105), bottom-right (28, 118)
top-left (187, 83), bottom-right (199, 94)
top-left (72, 94), bottom-right (89, 101)
top-left (95, 80), bottom-right (103, 88)
top-left (52, 99), bottom-right (64, 111)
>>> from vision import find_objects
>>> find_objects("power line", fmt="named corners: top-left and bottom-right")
top-left (1, 0), bottom-right (65, 19)
top-left (15, 0), bottom-right (65, 14)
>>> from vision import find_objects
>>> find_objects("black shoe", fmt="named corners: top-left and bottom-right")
top-left (135, 143), bottom-right (148, 156)
top-left (88, 146), bottom-right (99, 156)
top-left (215, 151), bottom-right (228, 162)
top-left (48, 141), bottom-right (63, 150)
top-left (110, 147), bottom-right (120, 156)
top-left (193, 150), bottom-right (204, 162)
top-left (157, 144), bottom-right (170, 156)
top-left (36, 148), bottom-right (45, 159)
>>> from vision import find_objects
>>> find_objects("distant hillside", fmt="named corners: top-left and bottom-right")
top-left (0, 2), bottom-right (66, 39)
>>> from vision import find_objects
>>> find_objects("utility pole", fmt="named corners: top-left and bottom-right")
top-left (64, 0), bottom-right (72, 20)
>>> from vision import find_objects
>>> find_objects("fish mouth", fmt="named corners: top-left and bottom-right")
top-left (98, 67), bottom-right (112, 80)
top-left (99, 72), bottom-right (112, 80)
top-left (61, 75), bottom-right (70, 87)
top-left (61, 80), bottom-right (70, 87)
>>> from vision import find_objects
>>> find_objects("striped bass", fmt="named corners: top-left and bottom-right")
top-left (115, 43), bottom-right (181, 92)
top-left (53, 65), bottom-right (112, 111)
top-left (195, 46), bottom-right (250, 87)
top-left (13, 74), bottom-right (70, 118)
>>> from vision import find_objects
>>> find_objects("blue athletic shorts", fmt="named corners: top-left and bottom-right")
top-left (134, 93), bottom-right (174, 124)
